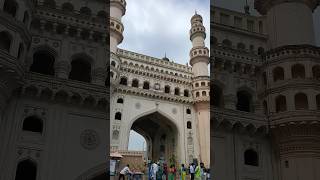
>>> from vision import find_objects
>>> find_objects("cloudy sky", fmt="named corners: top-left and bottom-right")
top-left (118, 0), bottom-right (210, 65)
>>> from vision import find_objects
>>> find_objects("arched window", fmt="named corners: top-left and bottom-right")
top-left (273, 67), bottom-right (284, 82)
top-left (222, 39), bottom-right (232, 48)
top-left (196, 92), bottom-right (200, 97)
top-left (316, 94), bottom-right (320, 110)
top-left (276, 95), bottom-right (287, 112)
top-left (257, 47), bottom-right (264, 55)
top-left (187, 121), bottom-right (192, 129)
top-left (174, 88), bottom-right (180, 95)
top-left (201, 82), bottom-right (206, 86)
top-left (195, 83), bottom-right (199, 87)
top-left (15, 159), bottom-right (37, 180)
top-left (262, 72), bottom-right (267, 85)
top-left (236, 90), bottom-right (252, 112)
top-left (119, 77), bottom-right (127, 85)
top-left (3, 0), bottom-right (18, 17)
top-left (115, 112), bottom-right (121, 120)
top-left (30, 51), bottom-right (55, 75)
top-left (312, 65), bottom-right (320, 79)
top-left (80, 7), bottom-right (92, 17)
top-left (292, 64), bottom-right (305, 79)
top-left (164, 85), bottom-right (170, 93)
top-left (202, 91), bottom-right (207, 96)
top-left (61, 2), bottom-right (74, 11)
top-left (22, 116), bottom-right (43, 133)
top-left (23, 11), bottom-right (29, 25)
top-left (17, 43), bottom-right (24, 60)
top-left (295, 93), bottom-right (308, 110)
top-left (117, 98), bottom-right (123, 104)
top-left (143, 81), bottom-right (150, 89)
top-left (263, 101), bottom-right (268, 115)
top-left (0, 31), bottom-right (12, 52)
top-left (97, 11), bottom-right (107, 19)
top-left (237, 43), bottom-right (245, 50)
top-left (112, 130), bottom-right (119, 140)
top-left (184, 90), bottom-right (189, 97)
top-left (132, 79), bottom-right (139, 88)
top-left (212, 84), bottom-right (223, 108)
top-left (43, 0), bottom-right (56, 8)
top-left (244, 149), bottom-right (259, 166)
top-left (186, 108), bottom-right (191, 114)
top-left (69, 58), bottom-right (91, 82)
top-left (111, 61), bottom-right (116, 67)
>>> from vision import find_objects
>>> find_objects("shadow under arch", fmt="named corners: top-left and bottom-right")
top-left (127, 109), bottom-right (181, 162)
top-left (74, 163), bottom-right (107, 180)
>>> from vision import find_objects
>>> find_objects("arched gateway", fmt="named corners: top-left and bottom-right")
top-left (129, 111), bottom-right (180, 162)
top-left (110, 0), bottom-right (210, 166)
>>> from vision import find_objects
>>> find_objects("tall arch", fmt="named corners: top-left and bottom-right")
top-left (127, 110), bottom-right (180, 162)
top-left (30, 50), bottom-right (55, 75)
top-left (15, 159), bottom-right (37, 180)
top-left (69, 57), bottom-right (92, 82)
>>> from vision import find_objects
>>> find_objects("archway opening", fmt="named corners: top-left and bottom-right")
top-left (129, 112), bottom-right (179, 164)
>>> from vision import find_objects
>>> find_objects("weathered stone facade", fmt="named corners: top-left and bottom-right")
top-left (212, 1), bottom-right (320, 180)
top-left (0, 0), bottom-right (108, 179)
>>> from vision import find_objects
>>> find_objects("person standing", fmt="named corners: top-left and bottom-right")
top-left (168, 164), bottom-right (176, 180)
top-left (194, 163), bottom-right (202, 180)
top-left (151, 161), bottom-right (159, 180)
top-left (119, 164), bottom-right (132, 180)
top-left (189, 163), bottom-right (195, 180)
top-left (156, 162), bottom-right (163, 180)
top-left (180, 164), bottom-right (187, 180)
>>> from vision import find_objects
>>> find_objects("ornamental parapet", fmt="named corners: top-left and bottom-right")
top-left (189, 25), bottom-right (206, 40)
top-left (115, 85), bottom-right (194, 104)
top-left (269, 110), bottom-right (320, 127)
top-left (110, 17), bottom-right (124, 42)
top-left (110, 0), bottom-right (127, 14)
top-left (35, 4), bottom-right (107, 28)
top-left (117, 49), bottom-right (192, 73)
top-left (120, 64), bottom-right (192, 85)
top-left (265, 45), bottom-right (320, 63)
top-left (189, 46), bottom-right (209, 62)
top-left (194, 96), bottom-right (210, 103)
top-left (211, 107), bottom-right (267, 133)
top-left (212, 45), bottom-right (262, 65)
top-left (255, 0), bottom-right (319, 15)
top-left (22, 72), bottom-right (108, 110)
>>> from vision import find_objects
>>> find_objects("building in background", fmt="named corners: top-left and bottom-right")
top-left (0, 0), bottom-right (108, 179)
top-left (110, 0), bottom-right (210, 166)
top-left (211, 0), bottom-right (320, 179)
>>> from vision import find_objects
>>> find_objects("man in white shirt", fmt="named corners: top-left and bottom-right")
top-left (150, 162), bottom-right (159, 180)
top-left (119, 164), bottom-right (132, 180)
top-left (189, 163), bottom-right (195, 180)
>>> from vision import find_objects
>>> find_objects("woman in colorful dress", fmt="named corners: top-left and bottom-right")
top-left (180, 164), bottom-right (186, 180)
top-left (168, 164), bottom-right (176, 180)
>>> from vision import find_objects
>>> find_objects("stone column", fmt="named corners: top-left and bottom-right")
top-left (54, 60), bottom-right (71, 79)
top-left (92, 68), bottom-right (107, 86)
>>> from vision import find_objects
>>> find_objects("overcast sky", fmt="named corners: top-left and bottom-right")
top-left (118, 0), bottom-right (210, 65)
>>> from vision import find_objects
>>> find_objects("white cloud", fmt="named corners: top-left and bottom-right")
top-left (118, 0), bottom-right (210, 65)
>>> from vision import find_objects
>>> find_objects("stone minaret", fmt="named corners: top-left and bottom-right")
top-left (255, 0), bottom-right (320, 179)
top-left (110, 0), bottom-right (126, 87)
top-left (189, 13), bottom-right (210, 166)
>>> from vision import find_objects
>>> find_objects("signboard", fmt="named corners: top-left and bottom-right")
top-left (110, 160), bottom-right (116, 176)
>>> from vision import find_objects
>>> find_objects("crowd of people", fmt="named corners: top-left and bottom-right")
top-left (118, 161), bottom-right (210, 180)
